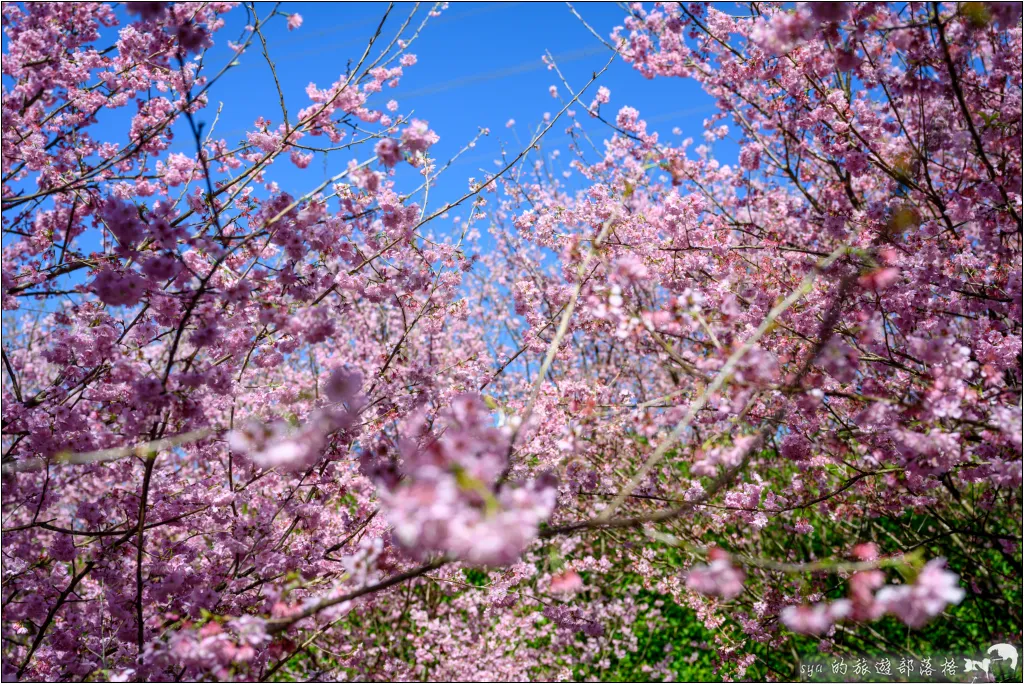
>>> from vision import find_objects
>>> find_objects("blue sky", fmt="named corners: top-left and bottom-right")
top-left (1, 2), bottom-right (731, 237)
top-left (2, 2), bottom-right (741, 378)
top-left (3, 2), bottom-right (735, 306)
top-left (177, 2), bottom-right (722, 220)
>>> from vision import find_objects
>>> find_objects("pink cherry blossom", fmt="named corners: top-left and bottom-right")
top-left (876, 559), bottom-right (966, 628)
top-left (1, 2), bottom-right (1019, 680)
top-left (781, 600), bottom-right (851, 635)
top-left (549, 569), bottom-right (584, 594)
top-left (685, 551), bottom-right (745, 600)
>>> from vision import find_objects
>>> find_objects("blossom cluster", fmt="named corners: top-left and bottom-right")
top-left (371, 394), bottom-right (558, 566)
top-left (1, 2), bottom-right (1020, 681)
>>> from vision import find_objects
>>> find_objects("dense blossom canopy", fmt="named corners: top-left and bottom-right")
top-left (2, 2), bottom-right (1021, 681)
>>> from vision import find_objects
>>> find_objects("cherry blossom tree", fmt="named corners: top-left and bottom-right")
top-left (2, 2), bottom-right (1021, 681)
